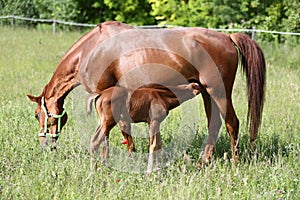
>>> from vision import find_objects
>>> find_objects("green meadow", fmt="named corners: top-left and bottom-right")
top-left (0, 26), bottom-right (299, 199)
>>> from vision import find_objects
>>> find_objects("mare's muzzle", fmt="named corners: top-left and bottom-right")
top-left (38, 97), bottom-right (67, 147)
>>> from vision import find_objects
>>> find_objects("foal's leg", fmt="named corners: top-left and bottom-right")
top-left (90, 122), bottom-right (114, 168)
top-left (199, 92), bottom-right (222, 166)
top-left (147, 120), bottom-right (162, 174)
top-left (118, 120), bottom-right (135, 155)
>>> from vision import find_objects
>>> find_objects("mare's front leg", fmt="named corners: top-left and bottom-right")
top-left (119, 121), bottom-right (135, 155)
top-left (147, 120), bottom-right (162, 174)
top-left (199, 92), bottom-right (222, 167)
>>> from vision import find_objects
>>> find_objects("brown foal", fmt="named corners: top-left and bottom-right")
top-left (87, 82), bottom-right (203, 172)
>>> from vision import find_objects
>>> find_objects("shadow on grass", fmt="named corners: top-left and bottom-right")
top-left (185, 131), bottom-right (292, 166)
top-left (93, 129), bottom-right (294, 173)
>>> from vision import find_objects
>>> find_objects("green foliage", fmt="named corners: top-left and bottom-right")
top-left (0, 0), bottom-right (38, 17)
top-left (74, 0), bottom-right (113, 24)
top-left (103, 0), bottom-right (154, 25)
top-left (0, 0), bottom-right (299, 39)
top-left (282, 0), bottom-right (300, 33)
top-left (33, 0), bottom-right (78, 22)
top-left (0, 0), bottom-right (38, 25)
top-left (146, 0), bottom-right (299, 41)
top-left (147, 0), bottom-right (179, 24)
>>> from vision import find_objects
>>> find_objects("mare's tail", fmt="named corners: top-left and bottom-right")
top-left (230, 33), bottom-right (266, 143)
top-left (86, 93), bottom-right (100, 115)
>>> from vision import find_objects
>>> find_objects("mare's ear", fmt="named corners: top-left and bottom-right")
top-left (27, 94), bottom-right (40, 103)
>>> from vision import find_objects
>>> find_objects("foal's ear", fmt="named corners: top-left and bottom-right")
top-left (27, 94), bottom-right (40, 103)
top-left (190, 83), bottom-right (199, 89)
top-left (190, 83), bottom-right (204, 93)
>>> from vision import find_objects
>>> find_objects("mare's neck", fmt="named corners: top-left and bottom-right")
top-left (43, 57), bottom-right (80, 108)
top-left (41, 25), bottom-right (102, 110)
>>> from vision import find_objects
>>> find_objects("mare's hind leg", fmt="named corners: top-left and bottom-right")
top-left (118, 121), bottom-right (135, 155)
top-left (199, 92), bottom-right (222, 167)
top-left (224, 99), bottom-right (240, 162)
top-left (210, 95), bottom-right (240, 163)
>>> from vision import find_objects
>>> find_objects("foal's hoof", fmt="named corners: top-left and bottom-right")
top-left (197, 158), bottom-right (210, 170)
top-left (197, 162), bottom-right (205, 170)
top-left (127, 151), bottom-right (132, 157)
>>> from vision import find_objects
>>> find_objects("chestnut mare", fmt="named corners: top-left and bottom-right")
top-left (27, 21), bottom-right (265, 166)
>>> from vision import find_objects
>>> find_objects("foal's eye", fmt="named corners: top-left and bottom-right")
top-left (35, 113), bottom-right (40, 120)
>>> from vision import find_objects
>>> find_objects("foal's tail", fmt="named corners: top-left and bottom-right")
top-left (230, 33), bottom-right (266, 143)
top-left (86, 93), bottom-right (100, 115)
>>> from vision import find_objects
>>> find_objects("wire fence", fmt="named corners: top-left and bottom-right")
top-left (1, 15), bottom-right (300, 39)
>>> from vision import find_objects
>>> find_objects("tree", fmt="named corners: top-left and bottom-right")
top-left (0, 0), bottom-right (298, 42)
top-left (282, 0), bottom-right (300, 33)
top-left (33, 0), bottom-right (78, 22)
top-left (103, 0), bottom-right (155, 25)
top-left (75, 0), bottom-right (113, 24)
top-left (0, 0), bottom-right (38, 25)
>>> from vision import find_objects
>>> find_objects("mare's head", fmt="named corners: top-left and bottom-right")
top-left (27, 94), bottom-right (68, 148)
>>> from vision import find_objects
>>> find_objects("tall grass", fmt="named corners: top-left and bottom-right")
top-left (0, 27), bottom-right (299, 199)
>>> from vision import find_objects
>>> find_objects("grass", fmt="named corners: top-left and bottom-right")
top-left (0, 26), bottom-right (299, 199)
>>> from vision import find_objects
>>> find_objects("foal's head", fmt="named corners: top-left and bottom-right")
top-left (186, 82), bottom-right (204, 96)
top-left (27, 94), bottom-right (68, 148)
top-left (173, 82), bottom-right (204, 97)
